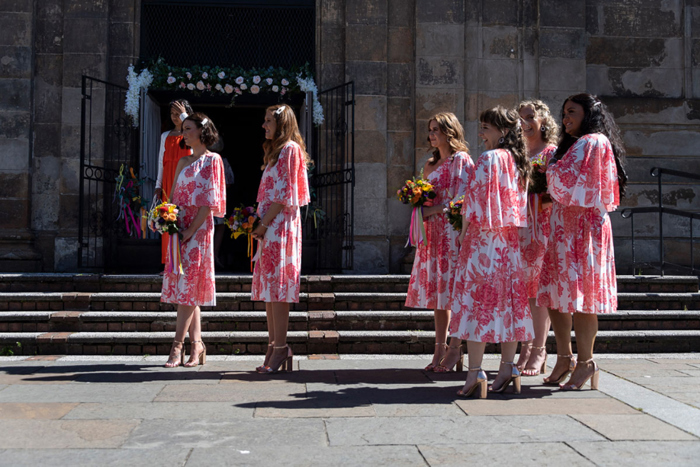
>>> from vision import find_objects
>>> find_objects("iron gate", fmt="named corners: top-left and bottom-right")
top-left (78, 76), bottom-right (139, 269)
top-left (303, 82), bottom-right (355, 272)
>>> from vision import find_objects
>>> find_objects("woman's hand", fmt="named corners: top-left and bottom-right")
top-left (540, 193), bottom-right (553, 209)
top-left (252, 224), bottom-right (268, 240)
top-left (421, 204), bottom-right (444, 220)
top-left (181, 228), bottom-right (194, 242)
top-left (155, 188), bottom-right (162, 200)
top-left (172, 101), bottom-right (187, 117)
top-left (457, 229), bottom-right (466, 248)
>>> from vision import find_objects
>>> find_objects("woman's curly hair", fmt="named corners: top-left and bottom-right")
top-left (517, 99), bottom-right (559, 146)
top-left (179, 112), bottom-right (219, 148)
top-left (480, 106), bottom-right (532, 188)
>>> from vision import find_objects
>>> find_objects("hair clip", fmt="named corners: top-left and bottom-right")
top-left (201, 118), bottom-right (209, 125)
top-left (593, 101), bottom-right (602, 107)
top-left (274, 106), bottom-right (286, 115)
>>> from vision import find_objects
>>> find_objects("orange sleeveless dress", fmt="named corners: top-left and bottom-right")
top-left (161, 134), bottom-right (191, 263)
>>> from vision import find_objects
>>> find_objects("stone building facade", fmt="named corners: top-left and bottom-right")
top-left (2, 0), bottom-right (700, 273)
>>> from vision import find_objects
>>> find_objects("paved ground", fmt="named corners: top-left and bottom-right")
top-left (0, 353), bottom-right (699, 466)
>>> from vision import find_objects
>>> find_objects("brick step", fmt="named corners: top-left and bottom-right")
top-left (1, 310), bottom-right (698, 333)
top-left (1, 329), bottom-right (699, 356)
top-left (0, 274), bottom-right (696, 294)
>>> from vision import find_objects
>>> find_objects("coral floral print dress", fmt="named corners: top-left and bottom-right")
top-left (252, 141), bottom-right (310, 303)
top-left (518, 145), bottom-right (557, 298)
top-left (405, 152), bottom-right (473, 310)
top-left (161, 152), bottom-right (227, 307)
top-left (450, 149), bottom-right (533, 343)
top-left (537, 133), bottom-right (619, 314)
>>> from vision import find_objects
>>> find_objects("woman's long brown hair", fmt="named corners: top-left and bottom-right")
top-left (262, 105), bottom-right (312, 170)
top-left (426, 112), bottom-right (469, 165)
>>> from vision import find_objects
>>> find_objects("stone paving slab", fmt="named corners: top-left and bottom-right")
top-left (0, 402), bottom-right (78, 419)
top-left (63, 402), bottom-right (255, 420)
top-left (455, 397), bottom-right (640, 416)
top-left (0, 383), bottom-right (165, 403)
top-left (418, 443), bottom-right (594, 466)
top-left (569, 440), bottom-right (700, 466)
top-left (0, 419), bottom-right (140, 449)
top-left (155, 382), bottom-right (303, 403)
top-left (186, 445), bottom-right (427, 466)
top-left (572, 414), bottom-right (697, 441)
top-left (325, 415), bottom-right (605, 446)
top-left (0, 448), bottom-right (191, 466)
top-left (122, 419), bottom-right (327, 449)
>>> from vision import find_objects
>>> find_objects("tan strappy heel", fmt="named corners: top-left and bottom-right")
top-left (457, 367), bottom-right (488, 398)
top-left (184, 340), bottom-right (206, 367)
top-left (425, 343), bottom-right (448, 371)
top-left (489, 361), bottom-right (521, 394)
top-left (560, 358), bottom-right (599, 391)
top-left (543, 354), bottom-right (576, 386)
top-left (164, 340), bottom-right (185, 368)
top-left (522, 345), bottom-right (547, 376)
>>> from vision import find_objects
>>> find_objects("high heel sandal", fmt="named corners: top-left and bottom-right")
top-left (425, 343), bottom-right (448, 371)
top-left (256, 343), bottom-right (274, 373)
top-left (184, 340), bottom-right (206, 367)
top-left (516, 342), bottom-right (533, 372)
top-left (521, 346), bottom-right (547, 377)
top-left (457, 367), bottom-right (488, 398)
top-left (164, 340), bottom-right (186, 368)
top-left (560, 358), bottom-right (599, 391)
top-left (543, 354), bottom-right (576, 386)
top-left (489, 361), bottom-right (521, 394)
top-left (260, 345), bottom-right (293, 373)
top-left (434, 344), bottom-right (464, 373)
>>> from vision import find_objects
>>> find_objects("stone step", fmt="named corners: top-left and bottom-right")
top-left (0, 274), bottom-right (696, 294)
top-left (0, 310), bottom-right (698, 333)
top-left (1, 329), bottom-right (699, 356)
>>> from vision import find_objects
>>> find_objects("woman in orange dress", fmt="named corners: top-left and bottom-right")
top-left (155, 100), bottom-right (193, 267)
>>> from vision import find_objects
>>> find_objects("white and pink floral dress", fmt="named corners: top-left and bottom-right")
top-left (519, 145), bottom-right (557, 298)
top-left (405, 152), bottom-right (473, 310)
top-left (537, 133), bottom-right (619, 315)
top-left (252, 141), bottom-right (310, 303)
top-left (161, 152), bottom-right (227, 307)
top-left (450, 149), bottom-right (532, 343)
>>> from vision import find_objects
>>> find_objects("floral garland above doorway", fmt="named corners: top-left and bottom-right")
top-left (125, 59), bottom-right (324, 127)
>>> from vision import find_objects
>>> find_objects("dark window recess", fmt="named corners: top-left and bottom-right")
top-left (140, 1), bottom-right (315, 70)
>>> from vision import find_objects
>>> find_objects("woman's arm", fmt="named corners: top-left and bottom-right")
top-left (457, 215), bottom-right (469, 247)
top-left (155, 132), bottom-right (167, 196)
top-left (181, 206), bottom-right (211, 242)
top-left (251, 202), bottom-right (285, 240)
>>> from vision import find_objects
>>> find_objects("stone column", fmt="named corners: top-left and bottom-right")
top-left (0, 0), bottom-right (41, 271)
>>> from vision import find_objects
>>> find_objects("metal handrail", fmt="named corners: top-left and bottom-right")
top-left (621, 167), bottom-right (700, 276)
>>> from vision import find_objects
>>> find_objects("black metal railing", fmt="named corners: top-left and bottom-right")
top-left (621, 167), bottom-right (700, 276)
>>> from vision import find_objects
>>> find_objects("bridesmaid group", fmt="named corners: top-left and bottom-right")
top-left (156, 92), bottom-right (628, 396)
top-left (407, 93), bottom-right (627, 397)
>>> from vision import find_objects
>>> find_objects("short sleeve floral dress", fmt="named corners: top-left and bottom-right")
top-left (449, 149), bottom-right (533, 343)
top-left (161, 152), bottom-right (227, 307)
top-left (537, 134), bottom-right (619, 314)
top-left (405, 151), bottom-right (473, 310)
top-left (252, 141), bottom-right (310, 303)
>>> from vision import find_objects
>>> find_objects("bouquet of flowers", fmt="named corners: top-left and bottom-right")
top-left (444, 196), bottom-right (464, 232)
top-left (528, 152), bottom-right (548, 195)
top-left (397, 172), bottom-right (437, 247)
top-left (225, 205), bottom-right (260, 271)
top-left (148, 200), bottom-right (183, 274)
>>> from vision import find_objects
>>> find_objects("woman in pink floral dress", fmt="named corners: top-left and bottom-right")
top-left (537, 94), bottom-right (627, 391)
top-left (515, 100), bottom-right (559, 377)
top-left (405, 112), bottom-right (473, 372)
top-left (446, 106), bottom-right (533, 398)
top-left (161, 113), bottom-right (226, 368)
top-left (251, 105), bottom-right (310, 374)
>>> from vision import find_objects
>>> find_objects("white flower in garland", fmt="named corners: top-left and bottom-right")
top-left (281, 78), bottom-right (289, 86)
top-left (265, 78), bottom-right (273, 85)
top-left (253, 75), bottom-right (261, 84)
top-left (167, 76), bottom-right (176, 84)
top-left (297, 75), bottom-right (324, 126)
top-left (218, 71), bottom-right (226, 79)
top-left (187, 83), bottom-right (195, 90)
top-left (250, 85), bottom-right (260, 94)
top-left (201, 72), bottom-right (208, 79)
top-left (215, 83), bottom-right (223, 92)
top-left (186, 72), bottom-right (192, 79)
top-left (272, 85), bottom-right (279, 92)
top-left (196, 80), bottom-right (205, 91)
top-left (240, 83), bottom-right (248, 91)
top-left (124, 64), bottom-right (153, 127)
top-left (224, 84), bottom-right (234, 94)
top-left (235, 76), bottom-right (244, 85)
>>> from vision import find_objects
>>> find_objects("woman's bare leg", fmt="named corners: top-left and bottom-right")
top-left (544, 309), bottom-right (574, 383)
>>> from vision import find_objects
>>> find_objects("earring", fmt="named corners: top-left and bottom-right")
top-left (498, 137), bottom-right (505, 144)
top-left (541, 126), bottom-right (547, 132)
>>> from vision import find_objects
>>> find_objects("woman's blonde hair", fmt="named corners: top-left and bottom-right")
top-left (262, 104), bottom-right (313, 169)
top-left (517, 99), bottom-right (559, 145)
top-left (426, 112), bottom-right (469, 165)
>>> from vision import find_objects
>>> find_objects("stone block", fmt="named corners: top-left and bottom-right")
top-left (538, 58), bottom-right (585, 92)
top-left (464, 26), bottom-right (479, 58)
top-left (602, 4), bottom-right (682, 38)
top-left (388, 27), bottom-right (413, 63)
top-left (320, 62), bottom-right (344, 90)
top-left (355, 163), bottom-right (387, 200)
top-left (63, 19), bottom-right (108, 54)
top-left (0, 137), bottom-right (29, 170)
top-left (64, 0), bottom-right (109, 18)
top-left (387, 166), bottom-right (414, 200)
top-left (587, 37), bottom-right (682, 68)
top-left (0, 172), bottom-right (28, 198)
top-left (110, 0), bottom-right (137, 22)
top-left (522, 59), bottom-right (538, 93)
top-left (0, 110), bottom-right (29, 139)
top-left (0, 46), bottom-right (31, 79)
top-left (416, 0), bottom-right (464, 24)
top-left (622, 128), bottom-right (700, 157)
top-left (610, 67), bottom-right (683, 98)
top-left (346, 0), bottom-right (388, 25)
top-left (389, 0), bottom-right (414, 27)
top-left (346, 24), bottom-right (387, 61)
top-left (351, 239), bottom-right (389, 273)
top-left (586, 4), bottom-right (600, 35)
top-left (388, 63), bottom-right (412, 97)
top-left (417, 57), bottom-right (463, 87)
top-left (35, 16), bottom-right (63, 53)
top-left (354, 198), bottom-right (388, 236)
top-left (355, 95), bottom-right (387, 131)
top-left (415, 88), bottom-right (464, 120)
top-left (0, 12), bottom-right (31, 46)
top-left (0, 78), bottom-right (30, 110)
top-left (320, 0), bottom-right (344, 26)
top-left (345, 61), bottom-right (387, 95)
top-left (0, 0), bottom-right (32, 12)
top-left (477, 59), bottom-right (518, 92)
top-left (387, 98), bottom-right (413, 132)
top-left (355, 129), bottom-right (388, 163)
top-left (33, 123), bottom-right (62, 158)
top-left (58, 193), bottom-right (80, 231)
top-left (540, 0), bottom-right (586, 28)
top-left (387, 130), bottom-right (415, 167)
top-left (540, 28), bottom-right (586, 59)
top-left (481, 26), bottom-right (519, 59)
top-left (107, 55), bottom-right (133, 86)
top-left (0, 199), bottom-right (28, 229)
top-left (482, 0), bottom-right (519, 26)
top-left (108, 21), bottom-right (134, 57)
top-left (416, 23), bottom-right (464, 58)
top-left (62, 53), bottom-right (107, 88)
top-left (320, 26), bottom-right (344, 64)
top-left (32, 155), bottom-right (61, 195)
top-left (60, 158), bottom-right (81, 194)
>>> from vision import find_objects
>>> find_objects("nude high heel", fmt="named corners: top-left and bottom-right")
top-left (260, 345), bottom-right (293, 373)
top-left (522, 345), bottom-right (547, 377)
top-left (434, 344), bottom-right (464, 373)
top-left (543, 354), bottom-right (576, 386)
top-left (184, 340), bottom-right (206, 367)
top-left (164, 340), bottom-right (185, 368)
top-left (560, 358), bottom-right (599, 391)
top-left (457, 368), bottom-right (488, 398)
top-left (256, 343), bottom-right (275, 373)
top-left (489, 361), bottom-right (521, 394)
top-left (425, 343), bottom-right (448, 371)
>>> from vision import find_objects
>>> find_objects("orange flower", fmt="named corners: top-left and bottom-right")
top-left (167, 213), bottom-right (177, 222)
